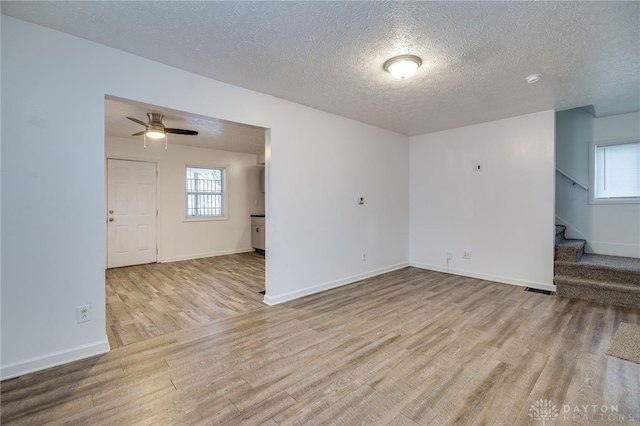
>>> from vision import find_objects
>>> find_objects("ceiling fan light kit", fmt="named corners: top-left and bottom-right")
top-left (127, 112), bottom-right (198, 149)
top-left (384, 55), bottom-right (422, 80)
top-left (145, 125), bottom-right (166, 139)
top-left (143, 132), bottom-right (168, 149)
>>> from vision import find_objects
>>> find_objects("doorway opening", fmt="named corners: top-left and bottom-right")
top-left (104, 95), bottom-right (268, 349)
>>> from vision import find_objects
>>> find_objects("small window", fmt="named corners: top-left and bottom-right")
top-left (186, 166), bottom-right (226, 218)
top-left (591, 140), bottom-right (640, 204)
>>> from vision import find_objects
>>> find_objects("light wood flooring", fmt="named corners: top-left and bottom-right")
top-left (105, 252), bottom-right (266, 349)
top-left (2, 256), bottom-right (640, 425)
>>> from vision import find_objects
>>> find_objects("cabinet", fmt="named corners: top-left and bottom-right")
top-left (251, 216), bottom-right (265, 251)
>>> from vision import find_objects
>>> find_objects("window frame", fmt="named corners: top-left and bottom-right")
top-left (589, 137), bottom-right (640, 205)
top-left (184, 164), bottom-right (229, 221)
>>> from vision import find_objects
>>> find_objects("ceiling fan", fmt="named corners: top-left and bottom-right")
top-left (127, 112), bottom-right (199, 139)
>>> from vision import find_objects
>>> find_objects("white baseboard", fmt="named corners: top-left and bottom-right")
top-left (263, 262), bottom-right (410, 305)
top-left (589, 241), bottom-right (640, 259)
top-left (1, 338), bottom-right (110, 381)
top-left (160, 248), bottom-right (255, 263)
top-left (409, 262), bottom-right (556, 292)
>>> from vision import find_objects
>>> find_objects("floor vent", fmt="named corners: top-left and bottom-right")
top-left (524, 287), bottom-right (553, 295)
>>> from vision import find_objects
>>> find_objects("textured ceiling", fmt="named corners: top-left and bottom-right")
top-left (105, 97), bottom-right (266, 154)
top-left (3, 1), bottom-right (639, 136)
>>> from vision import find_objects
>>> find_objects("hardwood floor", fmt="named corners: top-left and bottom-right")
top-left (105, 252), bottom-right (266, 349)
top-left (2, 257), bottom-right (639, 425)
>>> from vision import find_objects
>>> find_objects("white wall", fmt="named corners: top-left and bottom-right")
top-left (591, 112), bottom-right (640, 257)
top-left (106, 136), bottom-right (264, 262)
top-left (1, 16), bottom-right (409, 379)
top-left (555, 108), bottom-right (594, 242)
top-left (409, 111), bottom-right (556, 290)
top-left (556, 109), bottom-right (640, 257)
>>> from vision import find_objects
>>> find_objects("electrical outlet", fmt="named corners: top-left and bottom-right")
top-left (358, 197), bottom-right (365, 205)
top-left (446, 251), bottom-right (453, 260)
top-left (361, 252), bottom-right (366, 261)
top-left (463, 251), bottom-right (472, 259)
top-left (76, 304), bottom-right (92, 323)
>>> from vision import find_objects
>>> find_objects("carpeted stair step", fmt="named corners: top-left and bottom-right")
top-left (554, 275), bottom-right (640, 310)
top-left (555, 225), bottom-right (566, 245)
top-left (554, 238), bottom-right (586, 262)
top-left (554, 254), bottom-right (640, 286)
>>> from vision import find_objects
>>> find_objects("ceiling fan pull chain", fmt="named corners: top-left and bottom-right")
top-left (143, 133), bottom-right (147, 149)
top-left (165, 134), bottom-right (168, 150)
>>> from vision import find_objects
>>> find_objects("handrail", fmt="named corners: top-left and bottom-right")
top-left (556, 168), bottom-right (588, 191)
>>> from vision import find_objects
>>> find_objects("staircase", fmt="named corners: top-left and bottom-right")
top-left (554, 225), bottom-right (640, 310)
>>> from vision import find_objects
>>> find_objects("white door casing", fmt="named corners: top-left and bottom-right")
top-left (107, 159), bottom-right (157, 268)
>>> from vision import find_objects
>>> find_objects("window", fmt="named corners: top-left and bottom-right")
top-left (186, 166), bottom-right (226, 218)
top-left (590, 140), bottom-right (640, 204)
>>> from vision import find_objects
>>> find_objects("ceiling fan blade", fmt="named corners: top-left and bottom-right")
top-left (165, 128), bottom-right (199, 136)
top-left (131, 131), bottom-right (146, 136)
top-left (126, 116), bottom-right (148, 126)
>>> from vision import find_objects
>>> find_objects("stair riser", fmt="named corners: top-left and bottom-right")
top-left (555, 225), bottom-right (566, 244)
top-left (554, 246), bottom-right (584, 262)
top-left (555, 263), bottom-right (640, 286)
top-left (555, 279), bottom-right (640, 310)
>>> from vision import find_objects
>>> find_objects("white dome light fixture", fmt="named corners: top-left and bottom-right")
top-left (526, 73), bottom-right (542, 84)
top-left (384, 55), bottom-right (422, 80)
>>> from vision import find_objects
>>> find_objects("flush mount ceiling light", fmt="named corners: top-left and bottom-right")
top-left (383, 55), bottom-right (422, 80)
top-left (526, 74), bottom-right (542, 84)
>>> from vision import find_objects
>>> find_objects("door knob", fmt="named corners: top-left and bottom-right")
top-left (109, 218), bottom-right (114, 222)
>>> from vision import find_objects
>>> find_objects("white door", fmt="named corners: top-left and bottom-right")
top-left (107, 159), bottom-right (157, 268)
